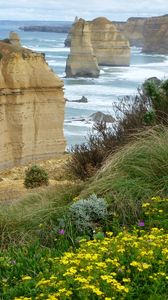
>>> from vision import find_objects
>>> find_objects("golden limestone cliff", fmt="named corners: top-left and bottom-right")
top-left (0, 33), bottom-right (66, 170)
top-left (142, 15), bottom-right (168, 54)
top-left (114, 15), bottom-right (168, 53)
top-left (66, 15), bottom-right (168, 54)
top-left (65, 17), bottom-right (130, 77)
top-left (115, 18), bottom-right (146, 47)
top-left (90, 17), bottom-right (130, 66)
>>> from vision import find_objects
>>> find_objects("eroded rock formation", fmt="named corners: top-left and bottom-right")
top-left (90, 17), bottom-right (130, 66)
top-left (142, 15), bottom-right (168, 54)
top-left (65, 17), bottom-right (130, 77)
top-left (65, 19), bottom-right (100, 78)
top-left (65, 15), bottom-right (168, 54)
top-left (64, 17), bottom-right (78, 47)
top-left (0, 34), bottom-right (66, 169)
top-left (114, 18), bottom-right (146, 47)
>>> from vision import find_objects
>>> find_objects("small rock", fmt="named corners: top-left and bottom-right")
top-left (89, 111), bottom-right (115, 123)
top-left (65, 96), bottom-right (88, 103)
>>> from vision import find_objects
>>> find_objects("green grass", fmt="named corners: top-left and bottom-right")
top-left (0, 183), bottom-right (83, 248)
top-left (81, 126), bottom-right (168, 224)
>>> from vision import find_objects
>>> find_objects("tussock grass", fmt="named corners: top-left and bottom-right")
top-left (0, 183), bottom-right (83, 248)
top-left (81, 126), bottom-right (168, 224)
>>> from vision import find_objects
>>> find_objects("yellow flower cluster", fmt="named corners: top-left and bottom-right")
top-left (8, 197), bottom-right (168, 299)
top-left (13, 225), bottom-right (168, 300)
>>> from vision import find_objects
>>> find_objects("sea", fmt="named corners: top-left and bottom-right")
top-left (0, 20), bottom-right (168, 148)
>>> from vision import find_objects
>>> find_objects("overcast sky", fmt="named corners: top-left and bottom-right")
top-left (0, 0), bottom-right (167, 21)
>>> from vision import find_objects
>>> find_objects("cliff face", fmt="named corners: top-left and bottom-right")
top-left (90, 17), bottom-right (130, 66)
top-left (115, 16), bottom-right (168, 53)
top-left (0, 35), bottom-right (66, 170)
top-left (65, 17), bottom-right (130, 77)
top-left (65, 19), bottom-right (100, 78)
top-left (65, 15), bottom-right (168, 54)
top-left (142, 15), bottom-right (168, 54)
top-left (115, 18), bottom-right (146, 47)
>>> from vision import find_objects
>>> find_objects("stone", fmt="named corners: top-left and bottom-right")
top-left (89, 112), bottom-right (115, 123)
top-left (142, 15), bottom-right (168, 54)
top-left (65, 14), bottom-right (168, 54)
top-left (0, 34), bottom-right (66, 170)
top-left (66, 96), bottom-right (88, 103)
top-left (64, 16), bottom-right (78, 47)
top-left (65, 17), bottom-right (130, 76)
top-left (114, 18), bottom-right (146, 47)
top-left (9, 32), bottom-right (21, 47)
top-left (90, 17), bottom-right (130, 66)
top-left (114, 15), bottom-right (168, 53)
top-left (65, 19), bottom-right (100, 78)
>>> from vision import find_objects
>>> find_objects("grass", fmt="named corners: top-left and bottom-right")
top-left (81, 126), bottom-right (168, 224)
top-left (0, 182), bottom-right (83, 248)
top-left (1, 127), bottom-right (168, 299)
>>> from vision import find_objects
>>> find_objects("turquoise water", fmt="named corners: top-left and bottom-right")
top-left (0, 21), bottom-right (168, 147)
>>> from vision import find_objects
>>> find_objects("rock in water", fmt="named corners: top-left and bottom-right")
top-left (89, 112), bottom-right (115, 123)
top-left (65, 19), bottom-right (100, 78)
top-left (66, 96), bottom-right (88, 103)
top-left (0, 34), bottom-right (66, 170)
top-left (90, 17), bottom-right (130, 66)
top-left (64, 16), bottom-right (78, 47)
top-left (65, 17), bottom-right (130, 77)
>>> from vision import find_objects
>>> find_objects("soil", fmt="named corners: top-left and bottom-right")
top-left (0, 154), bottom-right (73, 203)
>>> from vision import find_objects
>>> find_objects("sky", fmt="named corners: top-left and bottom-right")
top-left (0, 0), bottom-right (167, 21)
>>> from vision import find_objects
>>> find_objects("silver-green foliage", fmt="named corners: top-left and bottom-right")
top-left (69, 194), bottom-right (108, 232)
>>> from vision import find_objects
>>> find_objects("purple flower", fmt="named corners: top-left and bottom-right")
top-left (58, 229), bottom-right (65, 235)
top-left (138, 220), bottom-right (145, 227)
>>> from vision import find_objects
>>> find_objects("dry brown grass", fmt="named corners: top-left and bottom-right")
top-left (0, 154), bottom-right (74, 203)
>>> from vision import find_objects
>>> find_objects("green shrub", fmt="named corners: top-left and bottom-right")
top-left (67, 78), bottom-right (168, 180)
top-left (24, 165), bottom-right (49, 189)
top-left (69, 194), bottom-right (108, 234)
top-left (143, 78), bottom-right (168, 123)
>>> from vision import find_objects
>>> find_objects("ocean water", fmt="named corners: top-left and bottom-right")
top-left (0, 21), bottom-right (168, 147)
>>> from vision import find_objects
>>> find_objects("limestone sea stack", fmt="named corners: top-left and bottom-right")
top-left (90, 17), bottom-right (130, 66)
top-left (65, 19), bottom-right (100, 78)
top-left (64, 16), bottom-right (78, 47)
top-left (0, 33), bottom-right (66, 170)
top-left (65, 17), bottom-right (130, 77)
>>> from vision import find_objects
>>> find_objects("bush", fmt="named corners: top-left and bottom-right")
top-left (67, 122), bottom-right (123, 180)
top-left (143, 77), bottom-right (168, 123)
top-left (69, 194), bottom-right (108, 234)
top-left (67, 78), bottom-right (168, 180)
top-left (67, 98), bottom-right (148, 180)
top-left (24, 165), bottom-right (49, 189)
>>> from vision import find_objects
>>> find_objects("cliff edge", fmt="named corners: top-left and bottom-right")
top-left (0, 33), bottom-right (66, 169)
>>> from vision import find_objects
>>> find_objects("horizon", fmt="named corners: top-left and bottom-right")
top-left (0, 0), bottom-right (167, 22)
top-left (0, 12), bottom-right (167, 23)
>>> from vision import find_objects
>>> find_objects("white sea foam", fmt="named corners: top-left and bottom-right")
top-left (48, 60), bottom-right (66, 67)
top-left (116, 66), bottom-right (168, 82)
top-left (28, 46), bottom-right (70, 53)
top-left (131, 58), bottom-right (168, 68)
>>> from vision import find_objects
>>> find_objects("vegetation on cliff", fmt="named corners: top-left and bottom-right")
top-left (1, 78), bottom-right (168, 299)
